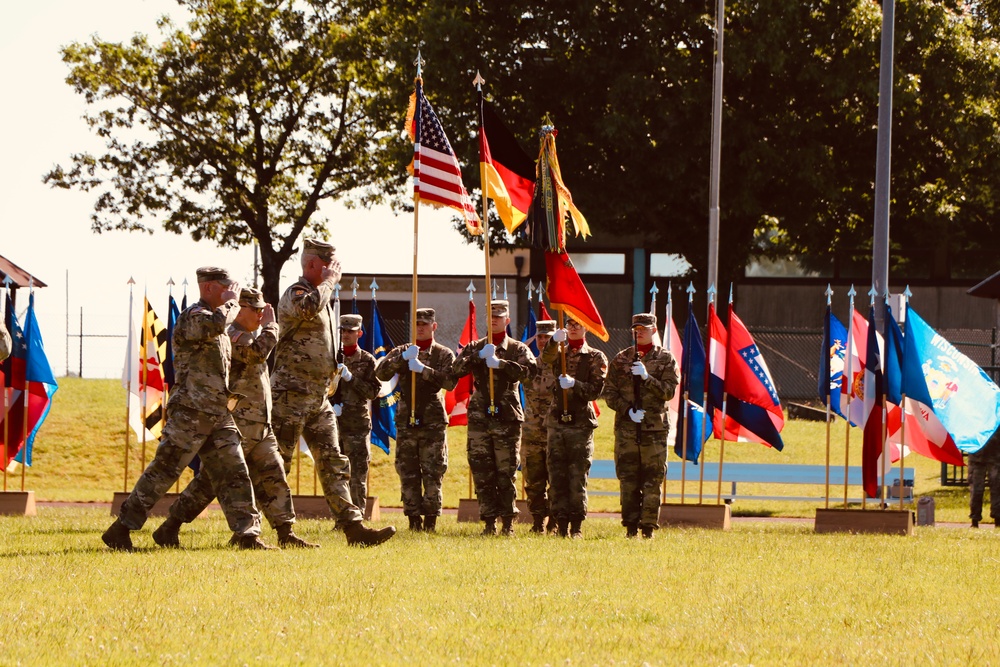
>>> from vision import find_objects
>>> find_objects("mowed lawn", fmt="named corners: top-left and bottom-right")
top-left (2, 380), bottom-right (999, 664)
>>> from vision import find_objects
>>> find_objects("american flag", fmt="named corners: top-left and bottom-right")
top-left (411, 82), bottom-right (481, 233)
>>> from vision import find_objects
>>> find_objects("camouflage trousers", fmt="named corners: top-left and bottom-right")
top-left (395, 425), bottom-right (448, 517)
top-left (467, 420), bottom-right (521, 520)
top-left (614, 426), bottom-right (668, 528)
top-left (168, 422), bottom-right (294, 529)
top-left (547, 424), bottom-right (595, 522)
top-left (341, 430), bottom-right (371, 511)
top-left (520, 427), bottom-right (551, 519)
top-left (119, 405), bottom-right (260, 536)
top-left (968, 451), bottom-right (1000, 522)
top-left (272, 390), bottom-right (363, 525)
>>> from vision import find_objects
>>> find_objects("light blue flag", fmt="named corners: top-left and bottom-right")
top-left (905, 307), bottom-right (1000, 453)
top-left (363, 299), bottom-right (398, 454)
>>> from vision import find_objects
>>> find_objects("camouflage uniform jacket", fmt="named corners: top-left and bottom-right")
top-left (169, 298), bottom-right (240, 416)
top-left (539, 339), bottom-right (607, 429)
top-left (228, 320), bottom-right (279, 426)
top-left (376, 341), bottom-right (457, 427)
top-left (453, 336), bottom-right (534, 424)
top-left (270, 276), bottom-right (337, 398)
top-left (604, 345), bottom-right (679, 432)
top-left (523, 355), bottom-right (558, 434)
top-left (333, 347), bottom-right (380, 434)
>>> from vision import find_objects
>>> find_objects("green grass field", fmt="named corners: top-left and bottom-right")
top-left (12, 379), bottom-right (981, 523)
top-left (2, 380), bottom-right (999, 665)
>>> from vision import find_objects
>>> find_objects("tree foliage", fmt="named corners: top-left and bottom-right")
top-left (45, 0), bottom-right (410, 305)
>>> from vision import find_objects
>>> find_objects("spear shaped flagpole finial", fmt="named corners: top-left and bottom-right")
top-left (3, 275), bottom-right (14, 290)
top-left (706, 283), bottom-right (717, 306)
top-left (466, 280), bottom-right (476, 301)
top-left (414, 49), bottom-right (425, 78)
top-left (127, 277), bottom-right (136, 286)
top-left (333, 282), bottom-right (342, 300)
top-left (867, 286), bottom-right (878, 306)
top-left (537, 282), bottom-right (545, 301)
top-left (351, 277), bottom-right (359, 300)
top-left (473, 71), bottom-right (485, 90)
top-left (666, 281), bottom-right (673, 306)
top-left (503, 279), bottom-right (508, 301)
top-left (370, 278), bottom-right (380, 300)
top-left (728, 283), bottom-right (734, 304)
top-left (903, 285), bottom-right (913, 299)
top-left (847, 284), bottom-right (857, 301)
top-left (649, 282), bottom-right (659, 309)
top-left (825, 283), bottom-right (833, 306)
top-left (492, 280), bottom-right (499, 300)
top-left (167, 278), bottom-right (175, 287)
top-left (526, 279), bottom-right (535, 301)
top-left (686, 281), bottom-right (696, 302)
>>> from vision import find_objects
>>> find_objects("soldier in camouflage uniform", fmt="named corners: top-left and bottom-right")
top-left (331, 313), bottom-right (381, 512)
top-left (102, 267), bottom-right (269, 551)
top-left (376, 308), bottom-right (456, 532)
top-left (0, 319), bottom-right (10, 361)
top-left (270, 239), bottom-right (395, 547)
top-left (539, 314), bottom-right (608, 538)
top-left (604, 313), bottom-right (679, 539)
top-left (152, 288), bottom-right (318, 549)
top-left (453, 300), bottom-right (534, 536)
top-left (969, 427), bottom-right (1000, 528)
top-left (521, 320), bottom-right (558, 533)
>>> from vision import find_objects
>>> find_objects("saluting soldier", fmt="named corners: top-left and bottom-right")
top-left (331, 313), bottom-right (381, 511)
top-left (539, 314), bottom-right (608, 538)
top-left (103, 267), bottom-right (268, 551)
top-left (270, 239), bottom-right (395, 547)
top-left (521, 320), bottom-right (558, 533)
top-left (152, 288), bottom-right (318, 549)
top-left (376, 308), bottom-right (456, 532)
top-left (452, 300), bottom-right (535, 536)
top-left (604, 313), bottom-right (679, 539)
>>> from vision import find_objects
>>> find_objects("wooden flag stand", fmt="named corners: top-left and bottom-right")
top-left (0, 491), bottom-right (35, 516)
top-left (288, 495), bottom-right (380, 521)
top-left (659, 502), bottom-right (730, 529)
top-left (457, 471), bottom-right (479, 522)
top-left (111, 491), bottom-right (186, 518)
top-left (815, 508), bottom-right (913, 535)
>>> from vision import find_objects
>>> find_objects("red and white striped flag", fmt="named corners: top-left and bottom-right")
top-left (406, 80), bottom-right (481, 234)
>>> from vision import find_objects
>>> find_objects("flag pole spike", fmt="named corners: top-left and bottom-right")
top-left (649, 282), bottom-right (659, 312)
top-left (728, 283), bottom-right (734, 305)
top-left (868, 285), bottom-right (878, 306)
top-left (414, 48), bottom-right (425, 79)
top-left (127, 277), bottom-right (136, 286)
top-left (351, 277), bottom-right (359, 300)
top-left (503, 279), bottom-right (508, 301)
top-left (526, 279), bottom-right (534, 301)
top-left (333, 282), bottom-right (342, 300)
top-left (706, 283), bottom-right (717, 307)
top-left (686, 281), bottom-right (696, 302)
top-left (492, 280), bottom-right (499, 300)
top-left (466, 280), bottom-right (476, 301)
top-left (903, 285), bottom-right (912, 299)
top-left (537, 282), bottom-right (545, 302)
top-left (666, 281), bottom-right (673, 308)
top-left (847, 284), bottom-right (857, 299)
top-left (825, 283), bottom-right (833, 306)
top-left (473, 71), bottom-right (485, 91)
top-left (370, 278), bottom-right (380, 300)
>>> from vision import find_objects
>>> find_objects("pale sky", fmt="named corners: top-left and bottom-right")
top-left (0, 0), bottom-right (487, 378)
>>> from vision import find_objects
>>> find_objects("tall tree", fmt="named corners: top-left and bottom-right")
top-left (45, 0), bottom-right (410, 306)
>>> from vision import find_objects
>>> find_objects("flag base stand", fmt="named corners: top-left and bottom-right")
top-left (0, 491), bottom-right (36, 516)
top-left (814, 508), bottom-right (913, 535)
top-left (457, 498), bottom-right (480, 523)
top-left (290, 495), bottom-right (333, 519)
top-left (515, 499), bottom-right (533, 523)
top-left (363, 496), bottom-right (380, 522)
top-left (658, 503), bottom-right (731, 529)
top-left (112, 491), bottom-right (202, 518)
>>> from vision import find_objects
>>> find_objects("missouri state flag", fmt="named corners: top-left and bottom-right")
top-left (478, 92), bottom-right (536, 233)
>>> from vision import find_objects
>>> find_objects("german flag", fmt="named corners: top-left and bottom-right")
top-left (478, 93), bottom-right (536, 233)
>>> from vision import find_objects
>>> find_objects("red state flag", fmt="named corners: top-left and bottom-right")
top-left (545, 251), bottom-right (608, 341)
top-left (445, 299), bottom-right (477, 426)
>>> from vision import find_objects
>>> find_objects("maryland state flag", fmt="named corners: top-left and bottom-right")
top-left (478, 93), bottom-right (536, 233)
top-left (123, 297), bottom-right (168, 441)
top-left (545, 251), bottom-right (609, 341)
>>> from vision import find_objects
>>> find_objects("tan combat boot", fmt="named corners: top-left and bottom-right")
top-left (152, 516), bottom-right (183, 548)
top-left (276, 523), bottom-right (320, 548)
top-left (344, 521), bottom-right (396, 547)
top-left (101, 519), bottom-right (133, 551)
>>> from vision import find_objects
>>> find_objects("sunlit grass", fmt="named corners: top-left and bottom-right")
top-left (18, 379), bottom-right (984, 523)
top-left (0, 508), bottom-right (998, 665)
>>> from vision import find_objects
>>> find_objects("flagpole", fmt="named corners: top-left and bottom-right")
top-left (474, 74), bottom-right (498, 418)
top-left (700, 284), bottom-right (717, 504)
top-left (410, 68), bottom-right (422, 429)
top-left (824, 285), bottom-right (833, 509)
top-left (124, 278), bottom-right (135, 492)
top-left (716, 287), bottom-right (734, 506)
top-left (20, 283), bottom-right (34, 492)
top-left (140, 292), bottom-right (150, 471)
top-left (844, 285), bottom-right (856, 508)
top-left (168, 278), bottom-right (181, 493)
top-left (899, 286), bottom-right (912, 511)
top-left (879, 289), bottom-right (891, 510)
top-left (2, 277), bottom-right (9, 492)
top-left (680, 283), bottom-right (696, 504)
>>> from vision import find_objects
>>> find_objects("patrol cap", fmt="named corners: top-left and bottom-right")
top-left (302, 238), bottom-right (336, 261)
top-left (631, 313), bottom-right (657, 328)
top-left (340, 314), bottom-right (363, 330)
top-left (536, 320), bottom-right (557, 335)
top-left (196, 266), bottom-right (233, 285)
top-left (490, 300), bottom-right (510, 317)
top-left (239, 287), bottom-right (266, 308)
top-left (415, 308), bottom-right (436, 324)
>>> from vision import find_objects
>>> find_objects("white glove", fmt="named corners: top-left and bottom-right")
top-left (408, 357), bottom-right (426, 373)
top-left (338, 363), bottom-right (353, 382)
top-left (631, 361), bottom-right (649, 381)
top-left (332, 403), bottom-right (343, 417)
top-left (552, 329), bottom-right (567, 343)
top-left (402, 344), bottom-right (419, 361)
top-left (485, 355), bottom-right (501, 369)
top-left (559, 374), bottom-right (575, 390)
top-left (479, 343), bottom-right (496, 359)
top-left (628, 408), bottom-right (645, 423)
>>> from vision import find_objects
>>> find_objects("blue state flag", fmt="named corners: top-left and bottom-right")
top-left (905, 307), bottom-right (1000, 454)
top-left (518, 305), bottom-right (539, 409)
top-left (363, 299), bottom-right (398, 454)
top-left (674, 304), bottom-right (709, 463)
top-left (18, 293), bottom-right (58, 466)
top-left (163, 295), bottom-right (180, 388)
top-left (818, 306), bottom-right (848, 420)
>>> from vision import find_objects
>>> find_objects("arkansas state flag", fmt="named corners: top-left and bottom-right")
top-left (860, 306), bottom-right (884, 498)
top-left (479, 93), bottom-right (536, 233)
top-left (545, 251), bottom-right (609, 341)
top-left (445, 299), bottom-right (477, 426)
top-left (719, 305), bottom-right (785, 450)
